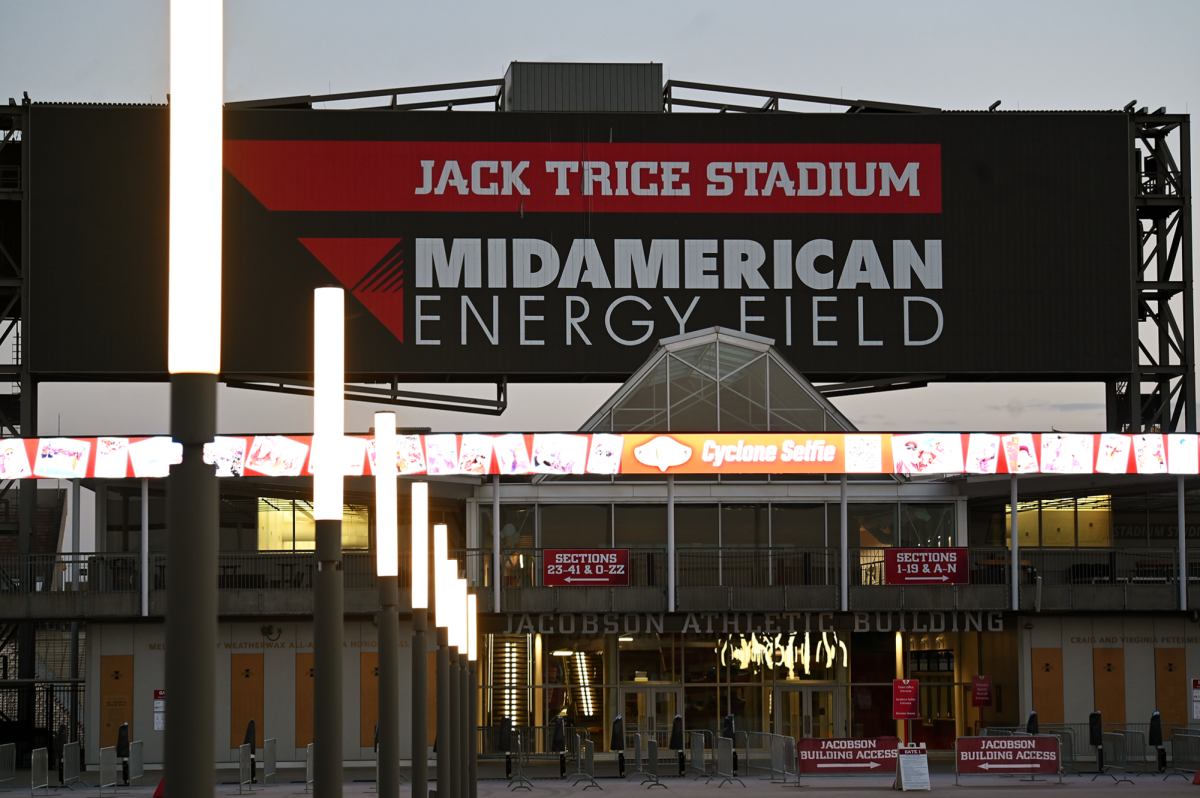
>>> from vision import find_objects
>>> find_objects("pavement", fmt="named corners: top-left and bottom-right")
top-left (16, 760), bottom-right (1200, 795)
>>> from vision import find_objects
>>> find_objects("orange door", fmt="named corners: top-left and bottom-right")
top-left (1031, 649), bottom-right (1065, 724)
top-left (230, 654), bottom-right (264, 748)
top-left (361, 652), bottom-right (379, 747)
top-left (296, 653), bottom-right (314, 748)
top-left (1093, 648), bottom-right (1126, 725)
top-left (99, 655), bottom-right (134, 748)
top-left (1155, 649), bottom-right (1187, 731)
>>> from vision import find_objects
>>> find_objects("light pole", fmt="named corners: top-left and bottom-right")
top-left (445, 562), bottom-right (462, 798)
top-left (466, 593), bottom-right (478, 798)
top-left (457, 580), bottom-right (470, 798)
top-left (375, 413), bottom-right (400, 798)
top-left (411, 482), bottom-right (429, 798)
top-left (164, 2), bottom-right (222, 796)
top-left (313, 287), bottom-right (345, 796)
top-left (433, 525), bottom-right (450, 798)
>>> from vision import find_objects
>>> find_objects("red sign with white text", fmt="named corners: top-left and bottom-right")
top-left (542, 549), bottom-right (630, 587)
top-left (971, 676), bottom-right (993, 708)
top-left (224, 141), bottom-right (942, 215)
top-left (885, 548), bottom-right (969, 585)
top-left (956, 736), bottom-right (1059, 775)
top-left (797, 736), bottom-right (899, 773)
top-left (893, 679), bottom-right (920, 719)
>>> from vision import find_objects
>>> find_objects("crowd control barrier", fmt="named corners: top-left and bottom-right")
top-left (31, 747), bottom-right (50, 795)
top-left (644, 740), bottom-right (665, 789)
top-left (684, 730), bottom-right (713, 781)
top-left (99, 747), bottom-right (118, 796)
top-left (1166, 731), bottom-right (1200, 780)
top-left (62, 741), bottom-right (83, 788)
top-left (508, 732), bottom-right (534, 791)
top-left (304, 744), bottom-right (314, 793)
top-left (238, 744), bottom-right (255, 793)
top-left (769, 735), bottom-right (796, 784)
top-left (264, 738), bottom-right (277, 784)
top-left (129, 740), bottom-right (145, 786)
top-left (1112, 730), bottom-right (1154, 776)
top-left (569, 738), bottom-right (602, 791)
top-left (628, 734), bottom-right (647, 782)
top-left (955, 735), bottom-right (1061, 785)
top-left (567, 734), bottom-right (586, 784)
top-left (0, 743), bottom-right (13, 791)
top-left (1094, 733), bottom-right (1134, 784)
top-left (715, 737), bottom-right (744, 788)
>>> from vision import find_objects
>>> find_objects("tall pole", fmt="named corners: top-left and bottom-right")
top-left (492, 475), bottom-right (500, 612)
top-left (411, 482), bottom-right (429, 798)
top-left (313, 287), bottom-right (345, 796)
top-left (1010, 474), bottom-right (1020, 611)
top-left (667, 475), bottom-right (675, 612)
top-left (459, 654), bottom-right (470, 798)
top-left (140, 479), bottom-right (149, 617)
top-left (839, 474), bottom-right (848, 611)
top-left (436, 628), bottom-right (449, 797)
top-left (70, 479), bottom-right (80, 740)
top-left (375, 413), bottom-right (400, 798)
top-left (467, 593), bottom-right (478, 798)
top-left (1179, 475), bottom-right (1188, 611)
top-left (164, 0), bottom-right (222, 795)
top-left (448, 646), bottom-right (460, 798)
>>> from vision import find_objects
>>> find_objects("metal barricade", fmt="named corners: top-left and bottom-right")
top-left (129, 740), bottom-right (144, 786)
top-left (567, 734), bottom-right (587, 784)
top-left (769, 735), bottom-right (795, 783)
top-left (31, 748), bottom-right (50, 795)
top-left (1094, 732), bottom-right (1133, 784)
top-left (1046, 729), bottom-right (1081, 776)
top-left (1166, 731), bottom-right (1200, 780)
top-left (305, 744), bottom-right (314, 793)
top-left (575, 738), bottom-right (602, 791)
top-left (0, 743), bottom-right (12, 791)
top-left (685, 730), bottom-right (713, 781)
top-left (62, 741), bottom-right (83, 788)
top-left (644, 739), bottom-right (665, 789)
top-left (99, 747), bottom-right (118, 795)
top-left (628, 733), bottom-right (646, 781)
top-left (1114, 730), bottom-right (1153, 776)
top-left (264, 738), bottom-right (277, 784)
top-left (238, 744), bottom-right (254, 793)
top-left (715, 737), bottom-right (744, 788)
top-left (508, 731), bottom-right (533, 791)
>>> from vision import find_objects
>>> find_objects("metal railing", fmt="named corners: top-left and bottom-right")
top-left (1169, 731), bottom-right (1200, 777)
top-left (0, 553), bottom-right (141, 593)
top-left (151, 551), bottom-right (407, 591)
top-left (678, 547), bottom-right (837, 588)
top-left (500, 549), bottom-right (666, 588)
top-left (477, 724), bottom-right (591, 760)
top-left (1025, 548), bottom-right (1179, 587)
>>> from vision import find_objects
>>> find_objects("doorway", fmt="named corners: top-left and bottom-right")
top-left (775, 685), bottom-right (838, 739)
top-left (621, 686), bottom-right (683, 749)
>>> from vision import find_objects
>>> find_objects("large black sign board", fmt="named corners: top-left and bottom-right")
top-left (29, 106), bottom-right (1131, 381)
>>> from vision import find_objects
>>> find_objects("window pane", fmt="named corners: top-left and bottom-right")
top-left (675, 505), bottom-right (718, 546)
top-left (718, 357), bottom-right (768, 431)
top-left (721, 504), bottom-right (768, 546)
top-left (615, 505), bottom-right (666, 547)
top-left (771, 504), bottom-right (826, 547)
top-left (669, 358), bottom-right (717, 430)
top-left (768, 357), bottom-right (828, 432)
top-left (672, 343), bottom-right (718, 378)
top-left (900, 504), bottom-right (956, 548)
top-left (479, 504), bottom-right (537, 550)
top-left (718, 342), bottom-right (761, 378)
top-left (1040, 500), bottom-right (1075, 547)
top-left (832, 503), bottom-right (897, 548)
top-left (540, 504), bottom-right (610, 548)
top-left (613, 357), bottom-right (669, 431)
top-left (1004, 503), bottom-right (1040, 549)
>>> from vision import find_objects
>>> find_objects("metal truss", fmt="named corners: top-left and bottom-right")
top-left (1113, 107), bottom-right (1195, 433)
top-left (662, 79), bottom-right (940, 114)
top-left (224, 374), bottom-right (508, 416)
top-left (225, 78), bottom-right (505, 111)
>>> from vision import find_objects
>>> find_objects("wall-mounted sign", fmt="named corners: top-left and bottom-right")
top-left (542, 549), bottom-right (629, 587)
top-left (955, 736), bottom-right (1059, 776)
top-left (971, 676), bottom-right (993, 708)
top-left (153, 689), bottom-right (165, 731)
top-left (885, 548), bottom-right (969, 586)
top-left (0, 430), bottom-right (1193, 479)
top-left (797, 736), bottom-right (899, 774)
top-left (893, 679), bottom-right (920, 720)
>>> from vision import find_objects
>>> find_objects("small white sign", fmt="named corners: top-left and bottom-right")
top-left (153, 712), bottom-right (165, 731)
top-left (896, 743), bottom-right (930, 791)
top-left (153, 699), bottom-right (165, 712)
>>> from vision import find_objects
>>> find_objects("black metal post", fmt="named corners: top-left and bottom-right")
top-left (378, 575), bottom-right (400, 798)
top-left (165, 372), bottom-right (218, 798)
top-left (468, 660), bottom-right (478, 798)
top-left (314, 518), bottom-right (344, 796)
top-left (459, 658), bottom-right (470, 798)
top-left (412, 608), bottom-right (428, 798)
top-left (436, 628), bottom-right (449, 797)
top-left (448, 646), bottom-right (459, 798)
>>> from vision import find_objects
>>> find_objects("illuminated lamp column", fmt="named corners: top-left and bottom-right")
top-left (433, 524), bottom-right (451, 798)
top-left (446, 562), bottom-right (462, 798)
top-left (164, 1), bottom-right (222, 796)
top-left (375, 413), bottom-right (400, 798)
top-left (410, 482), bottom-right (429, 798)
top-left (1010, 474), bottom-right (1019, 612)
top-left (467, 592), bottom-right (479, 798)
top-left (457, 579), bottom-right (470, 798)
top-left (312, 287), bottom-right (346, 796)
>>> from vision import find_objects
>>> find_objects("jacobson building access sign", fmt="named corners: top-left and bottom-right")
top-left (30, 108), bottom-right (1130, 380)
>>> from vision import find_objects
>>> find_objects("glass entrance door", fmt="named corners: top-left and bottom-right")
top-left (621, 687), bottom-right (683, 749)
top-left (776, 686), bottom-right (837, 739)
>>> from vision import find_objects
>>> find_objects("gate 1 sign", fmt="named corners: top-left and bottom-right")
top-left (797, 737), bottom-right (899, 773)
top-left (971, 676), bottom-right (993, 708)
top-left (543, 549), bottom-right (630, 587)
top-left (956, 736), bottom-right (1059, 775)
top-left (885, 548), bottom-right (968, 585)
top-left (893, 679), bottom-right (920, 719)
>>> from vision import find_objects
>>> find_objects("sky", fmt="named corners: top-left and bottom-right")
top-left (4, 0), bottom-right (1199, 436)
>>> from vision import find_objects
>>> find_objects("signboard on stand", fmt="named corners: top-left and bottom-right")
top-left (893, 679), bottom-right (920, 720)
top-left (885, 548), bottom-right (969, 585)
top-left (797, 736), bottom-right (899, 774)
top-left (971, 676), bottom-right (993, 708)
top-left (543, 549), bottom-right (630, 587)
top-left (896, 743), bottom-right (930, 791)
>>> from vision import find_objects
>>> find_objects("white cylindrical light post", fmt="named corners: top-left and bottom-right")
top-left (411, 481), bottom-right (429, 798)
top-left (467, 592), bottom-right (479, 798)
top-left (375, 413), bottom-right (400, 798)
top-left (164, 1), bottom-right (222, 795)
top-left (434, 524), bottom-right (451, 798)
top-left (457, 579), bottom-right (471, 798)
top-left (313, 287), bottom-right (345, 796)
top-left (446, 562), bottom-right (462, 798)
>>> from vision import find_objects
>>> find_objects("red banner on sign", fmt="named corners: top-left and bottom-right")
top-left (971, 676), bottom-right (993, 708)
top-left (893, 679), bottom-right (920, 720)
top-left (956, 736), bottom-right (1059, 775)
top-left (797, 737), bottom-right (899, 774)
top-left (885, 548), bottom-right (969, 585)
top-left (542, 549), bottom-right (630, 587)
